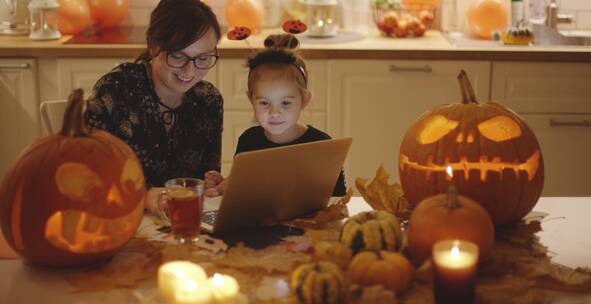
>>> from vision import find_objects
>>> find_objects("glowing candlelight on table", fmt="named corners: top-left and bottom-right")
top-left (432, 239), bottom-right (479, 304)
top-left (158, 261), bottom-right (208, 303)
top-left (175, 278), bottom-right (213, 304)
top-left (209, 273), bottom-right (240, 303)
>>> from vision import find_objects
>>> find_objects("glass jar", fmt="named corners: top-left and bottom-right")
top-left (28, 0), bottom-right (61, 40)
top-left (301, 0), bottom-right (339, 37)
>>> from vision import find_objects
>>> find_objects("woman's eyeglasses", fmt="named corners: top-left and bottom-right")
top-left (165, 50), bottom-right (219, 70)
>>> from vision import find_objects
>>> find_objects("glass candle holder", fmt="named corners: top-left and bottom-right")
top-left (432, 239), bottom-right (479, 304)
top-left (28, 0), bottom-right (61, 40)
top-left (301, 0), bottom-right (339, 37)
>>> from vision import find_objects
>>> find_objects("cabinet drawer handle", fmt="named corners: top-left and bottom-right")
top-left (389, 65), bottom-right (432, 73)
top-left (549, 119), bottom-right (591, 127)
top-left (0, 63), bottom-right (30, 70)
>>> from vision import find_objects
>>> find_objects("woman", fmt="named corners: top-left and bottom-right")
top-left (85, 0), bottom-right (223, 193)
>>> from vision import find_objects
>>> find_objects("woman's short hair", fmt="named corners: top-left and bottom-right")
top-left (137, 0), bottom-right (221, 62)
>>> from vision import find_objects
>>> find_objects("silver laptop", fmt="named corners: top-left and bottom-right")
top-left (201, 137), bottom-right (352, 235)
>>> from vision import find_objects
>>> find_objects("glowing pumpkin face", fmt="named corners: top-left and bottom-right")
top-left (399, 71), bottom-right (544, 225)
top-left (0, 90), bottom-right (146, 267)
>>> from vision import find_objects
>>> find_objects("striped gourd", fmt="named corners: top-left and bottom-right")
top-left (290, 261), bottom-right (347, 304)
top-left (340, 210), bottom-right (402, 253)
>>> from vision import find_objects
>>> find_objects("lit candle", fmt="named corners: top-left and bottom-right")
top-left (446, 166), bottom-right (454, 182)
top-left (209, 273), bottom-right (240, 303)
top-left (158, 261), bottom-right (208, 303)
top-left (432, 239), bottom-right (479, 304)
top-left (175, 278), bottom-right (213, 304)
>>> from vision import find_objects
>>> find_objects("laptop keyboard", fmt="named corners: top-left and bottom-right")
top-left (203, 210), bottom-right (218, 226)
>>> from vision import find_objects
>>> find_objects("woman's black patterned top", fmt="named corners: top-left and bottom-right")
top-left (84, 61), bottom-right (223, 188)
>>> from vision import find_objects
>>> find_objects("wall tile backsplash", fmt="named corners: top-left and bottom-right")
top-left (557, 0), bottom-right (591, 29)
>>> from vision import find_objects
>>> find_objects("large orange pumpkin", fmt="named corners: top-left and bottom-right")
top-left (0, 89), bottom-right (146, 267)
top-left (399, 70), bottom-right (544, 225)
top-left (407, 186), bottom-right (495, 265)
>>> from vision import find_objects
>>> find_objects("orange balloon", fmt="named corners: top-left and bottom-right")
top-left (225, 0), bottom-right (265, 33)
top-left (58, 0), bottom-right (92, 34)
top-left (467, 0), bottom-right (509, 39)
top-left (88, 0), bottom-right (129, 29)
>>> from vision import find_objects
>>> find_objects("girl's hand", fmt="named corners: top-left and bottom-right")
top-left (204, 171), bottom-right (225, 197)
top-left (204, 170), bottom-right (224, 188)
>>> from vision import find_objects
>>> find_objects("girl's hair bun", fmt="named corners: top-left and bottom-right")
top-left (263, 34), bottom-right (300, 50)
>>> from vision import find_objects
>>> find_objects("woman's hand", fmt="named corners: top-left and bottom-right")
top-left (204, 170), bottom-right (225, 197)
top-left (146, 187), bottom-right (164, 213)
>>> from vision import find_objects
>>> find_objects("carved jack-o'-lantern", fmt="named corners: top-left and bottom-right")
top-left (399, 71), bottom-right (544, 225)
top-left (0, 89), bottom-right (146, 267)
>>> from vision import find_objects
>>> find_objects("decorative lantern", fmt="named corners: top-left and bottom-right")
top-left (0, 89), bottom-right (146, 267)
top-left (399, 70), bottom-right (544, 225)
top-left (301, 0), bottom-right (339, 37)
top-left (28, 0), bottom-right (61, 40)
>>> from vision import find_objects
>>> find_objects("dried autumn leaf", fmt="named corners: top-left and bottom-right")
top-left (213, 243), bottom-right (309, 273)
top-left (67, 239), bottom-right (163, 291)
top-left (356, 165), bottom-right (409, 218)
top-left (282, 188), bottom-right (352, 229)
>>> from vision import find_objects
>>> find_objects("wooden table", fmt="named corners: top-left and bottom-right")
top-left (0, 197), bottom-right (590, 303)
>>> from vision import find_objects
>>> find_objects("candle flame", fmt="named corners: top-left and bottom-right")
top-left (212, 273), bottom-right (224, 287)
top-left (174, 270), bottom-right (187, 279)
top-left (446, 166), bottom-right (453, 178)
top-left (451, 246), bottom-right (460, 259)
top-left (183, 279), bottom-right (197, 291)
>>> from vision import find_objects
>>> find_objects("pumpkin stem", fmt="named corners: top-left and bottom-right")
top-left (458, 70), bottom-right (478, 104)
top-left (60, 89), bottom-right (89, 137)
top-left (446, 184), bottom-right (459, 209)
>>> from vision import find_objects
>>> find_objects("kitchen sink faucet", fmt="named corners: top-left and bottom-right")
top-left (545, 0), bottom-right (575, 30)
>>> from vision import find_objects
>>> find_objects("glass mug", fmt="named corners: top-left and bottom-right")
top-left (158, 178), bottom-right (204, 244)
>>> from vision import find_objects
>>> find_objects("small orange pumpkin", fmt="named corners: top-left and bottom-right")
top-left (407, 186), bottom-right (495, 265)
top-left (348, 250), bottom-right (414, 293)
top-left (0, 89), bottom-right (146, 267)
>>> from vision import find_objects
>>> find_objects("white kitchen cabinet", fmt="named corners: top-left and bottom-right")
top-left (491, 62), bottom-right (591, 114)
top-left (520, 114), bottom-right (591, 196)
top-left (0, 59), bottom-right (39, 177)
top-left (217, 58), bottom-right (329, 175)
top-left (38, 58), bottom-right (218, 101)
top-left (327, 60), bottom-right (491, 186)
top-left (492, 62), bottom-right (591, 196)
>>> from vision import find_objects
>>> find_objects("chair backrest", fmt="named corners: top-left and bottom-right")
top-left (39, 99), bottom-right (67, 134)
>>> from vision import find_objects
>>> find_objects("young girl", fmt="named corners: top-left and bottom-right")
top-left (205, 34), bottom-right (346, 197)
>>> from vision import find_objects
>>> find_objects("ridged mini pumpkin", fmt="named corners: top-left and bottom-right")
top-left (313, 241), bottom-right (353, 270)
top-left (0, 89), bottom-right (146, 267)
top-left (348, 250), bottom-right (414, 293)
top-left (399, 70), bottom-right (544, 225)
top-left (340, 210), bottom-right (402, 254)
top-left (290, 261), bottom-right (347, 304)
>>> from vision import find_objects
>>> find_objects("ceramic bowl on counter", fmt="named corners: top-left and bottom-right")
top-left (372, 0), bottom-right (435, 38)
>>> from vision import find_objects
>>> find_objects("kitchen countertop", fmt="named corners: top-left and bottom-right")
top-left (0, 28), bottom-right (590, 62)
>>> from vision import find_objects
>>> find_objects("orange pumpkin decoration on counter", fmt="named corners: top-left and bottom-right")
top-left (0, 89), bottom-right (146, 267)
top-left (399, 70), bottom-right (544, 225)
top-left (348, 250), bottom-right (414, 293)
top-left (407, 186), bottom-right (495, 265)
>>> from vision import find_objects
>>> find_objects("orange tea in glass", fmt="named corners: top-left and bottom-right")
top-left (158, 178), bottom-right (204, 244)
